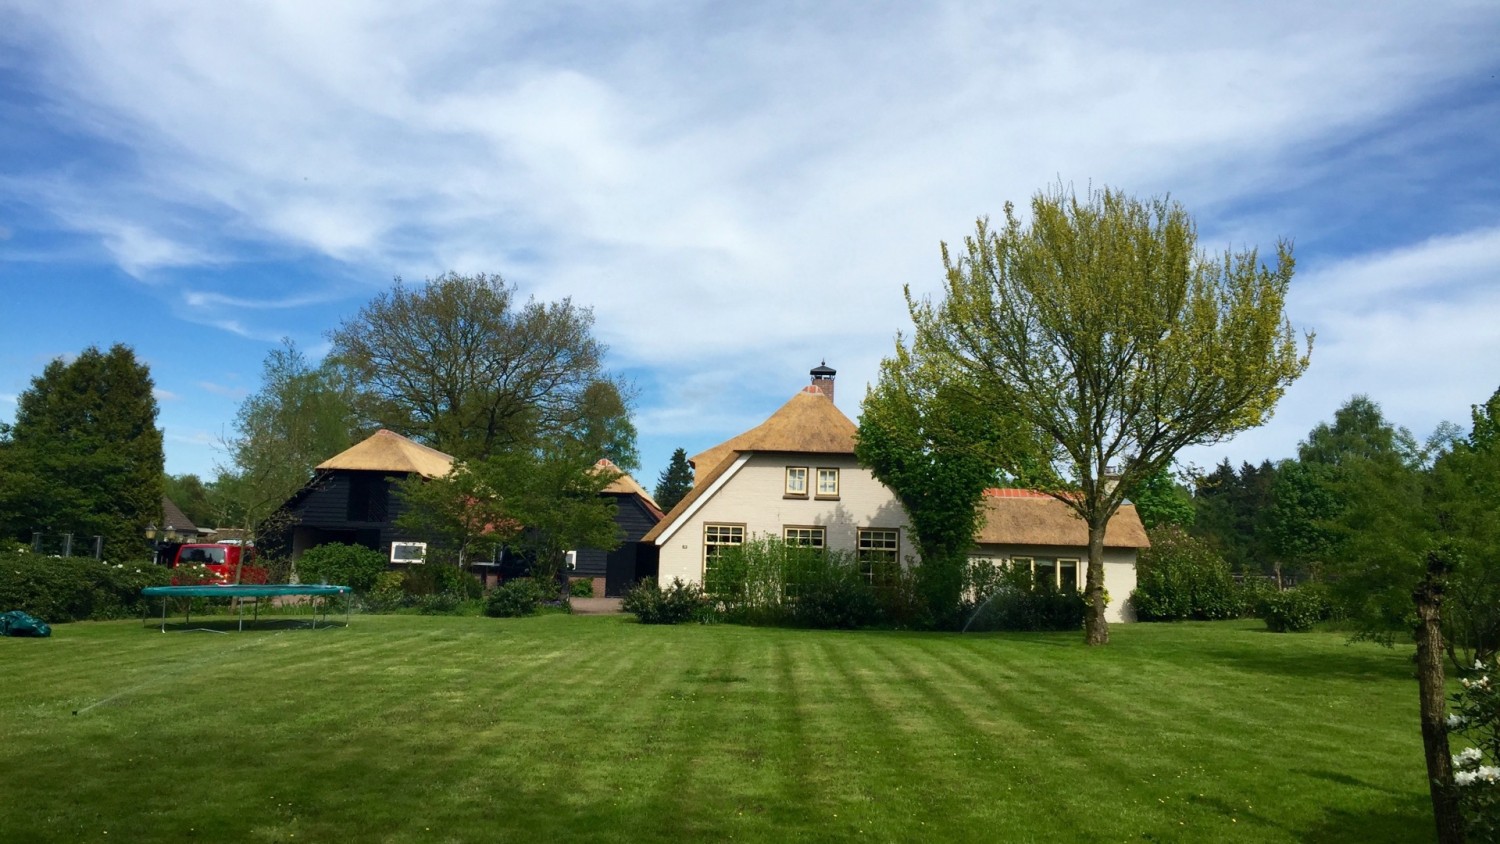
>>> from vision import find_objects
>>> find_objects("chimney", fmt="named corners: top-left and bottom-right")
top-left (809, 361), bottom-right (836, 402)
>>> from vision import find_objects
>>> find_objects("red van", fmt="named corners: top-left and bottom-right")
top-left (172, 544), bottom-right (268, 584)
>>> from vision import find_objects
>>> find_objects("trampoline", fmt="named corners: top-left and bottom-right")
top-left (142, 584), bottom-right (353, 632)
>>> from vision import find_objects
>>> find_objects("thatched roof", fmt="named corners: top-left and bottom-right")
top-left (595, 458), bottom-right (665, 518)
top-left (976, 489), bottom-right (1150, 549)
top-left (316, 429), bottom-right (454, 478)
top-left (690, 388), bottom-right (857, 473)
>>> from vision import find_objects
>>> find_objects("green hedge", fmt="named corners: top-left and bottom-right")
top-left (0, 550), bottom-right (168, 623)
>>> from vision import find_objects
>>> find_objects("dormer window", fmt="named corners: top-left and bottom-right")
top-left (785, 466), bottom-right (809, 498)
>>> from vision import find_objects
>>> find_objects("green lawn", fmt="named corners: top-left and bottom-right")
top-left (1, 614), bottom-right (1433, 843)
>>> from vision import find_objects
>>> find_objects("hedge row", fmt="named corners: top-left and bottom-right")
top-left (0, 550), bottom-right (168, 623)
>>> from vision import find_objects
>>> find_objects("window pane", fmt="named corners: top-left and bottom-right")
top-left (1058, 559), bottom-right (1078, 592)
top-left (786, 467), bottom-right (808, 495)
top-left (1035, 559), bottom-right (1056, 589)
top-left (817, 468), bottom-right (839, 496)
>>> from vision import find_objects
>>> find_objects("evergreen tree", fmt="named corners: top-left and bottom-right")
top-left (0, 345), bottom-right (163, 560)
top-left (653, 448), bottom-right (694, 512)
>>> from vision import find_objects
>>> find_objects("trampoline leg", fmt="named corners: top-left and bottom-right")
top-left (160, 597), bottom-right (167, 633)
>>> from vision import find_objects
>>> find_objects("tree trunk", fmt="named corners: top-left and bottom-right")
top-left (1083, 522), bottom-right (1109, 646)
top-left (1414, 548), bottom-right (1464, 844)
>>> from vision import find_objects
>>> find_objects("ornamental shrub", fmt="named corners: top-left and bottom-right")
top-left (485, 577), bottom-right (542, 618)
top-left (623, 577), bottom-right (710, 624)
top-left (294, 543), bottom-right (388, 593)
top-left (1260, 586), bottom-right (1325, 632)
top-left (0, 550), bottom-right (168, 622)
top-left (569, 578), bottom-right (596, 598)
top-left (363, 571), bottom-right (410, 613)
top-left (1131, 526), bottom-right (1239, 621)
top-left (1447, 658), bottom-right (1500, 838)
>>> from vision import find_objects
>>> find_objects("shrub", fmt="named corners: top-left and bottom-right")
top-left (0, 550), bottom-right (168, 623)
top-left (295, 543), bottom-right (388, 593)
top-left (1446, 657), bottom-right (1500, 838)
top-left (406, 563), bottom-right (483, 599)
top-left (623, 577), bottom-right (710, 625)
top-left (362, 571), bottom-right (410, 613)
top-left (962, 563), bottom-right (1086, 632)
top-left (486, 578), bottom-right (542, 618)
top-left (1235, 577), bottom-right (1279, 618)
top-left (1260, 586), bottom-right (1326, 633)
top-left (569, 578), bottom-right (596, 599)
top-left (792, 571), bottom-right (880, 629)
top-left (1131, 526), bottom-right (1239, 621)
top-left (705, 538), bottom-right (886, 628)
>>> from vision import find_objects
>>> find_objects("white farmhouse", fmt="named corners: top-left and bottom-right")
top-left (642, 364), bottom-right (1149, 623)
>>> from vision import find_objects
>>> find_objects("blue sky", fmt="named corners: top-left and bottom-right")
top-left (2, 1), bottom-right (1499, 492)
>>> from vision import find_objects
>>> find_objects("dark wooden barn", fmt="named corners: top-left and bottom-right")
top-left (258, 429), bottom-right (455, 564)
top-left (261, 433), bottom-right (662, 595)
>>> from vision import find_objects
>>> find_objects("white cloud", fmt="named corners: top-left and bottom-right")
top-left (152, 387), bottom-right (179, 401)
top-left (1180, 225), bottom-right (1500, 470)
top-left (196, 381), bottom-right (249, 399)
top-left (2, 1), bottom-right (1498, 468)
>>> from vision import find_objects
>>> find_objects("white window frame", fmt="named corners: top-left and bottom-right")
top-left (857, 528), bottom-right (899, 583)
top-left (785, 466), bottom-right (809, 497)
top-left (783, 526), bottom-right (826, 548)
top-left (390, 541), bottom-right (427, 564)
top-left (815, 467), bottom-right (840, 499)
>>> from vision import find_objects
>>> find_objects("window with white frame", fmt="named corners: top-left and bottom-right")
top-left (785, 466), bottom-right (809, 497)
top-left (1057, 558), bottom-right (1079, 592)
top-left (390, 541), bottom-right (427, 564)
top-left (704, 524), bottom-right (745, 593)
top-left (816, 468), bottom-right (840, 498)
top-left (857, 528), bottom-right (899, 584)
top-left (783, 526), bottom-right (825, 548)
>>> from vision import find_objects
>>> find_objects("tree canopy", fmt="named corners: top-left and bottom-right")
top-left (896, 183), bottom-right (1311, 643)
top-left (328, 273), bottom-right (635, 463)
top-left (214, 340), bottom-right (365, 535)
top-left (0, 344), bottom-right (163, 560)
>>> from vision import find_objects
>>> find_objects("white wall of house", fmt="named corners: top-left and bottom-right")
top-left (656, 452), bottom-right (911, 585)
top-left (971, 543), bottom-right (1139, 623)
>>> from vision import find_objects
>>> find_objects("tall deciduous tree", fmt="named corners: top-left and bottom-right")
top-left (328, 273), bottom-right (634, 462)
top-left (214, 340), bottom-right (364, 536)
top-left (902, 184), bottom-right (1311, 644)
top-left (653, 448), bottom-right (694, 512)
top-left (0, 345), bottom-right (163, 560)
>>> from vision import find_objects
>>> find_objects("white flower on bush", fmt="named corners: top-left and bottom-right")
top-left (1449, 714), bottom-right (1468, 729)
top-left (1455, 747), bottom-right (1483, 767)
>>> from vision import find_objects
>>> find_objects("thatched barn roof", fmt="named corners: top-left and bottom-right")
top-left (976, 489), bottom-right (1150, 549)
top-left (595, 458), bottom-right (665, 518)
top-left (315, 429), bottom-right (454, 478)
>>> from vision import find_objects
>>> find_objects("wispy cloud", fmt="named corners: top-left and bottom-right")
top-left (196, 381), bottom-right (248, 399)
top-left (152, 387), bottom-right (179, 401)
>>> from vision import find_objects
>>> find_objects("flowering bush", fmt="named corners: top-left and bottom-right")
top-left (1448, 659), bottom-right (1500, 838)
